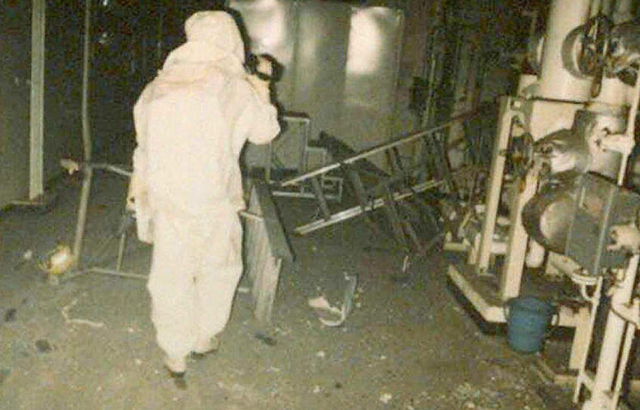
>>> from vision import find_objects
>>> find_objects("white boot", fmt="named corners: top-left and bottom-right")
top-left (193, 336), bottom-right (220, 356)
top-left (165, 356), bottom-right (187, 373)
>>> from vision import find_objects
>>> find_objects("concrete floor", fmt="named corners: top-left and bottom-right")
top-left (0, 173), bottom-right (576, 410)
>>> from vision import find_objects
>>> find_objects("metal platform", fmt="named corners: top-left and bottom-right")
top-left (447, 261), bottom-right (584, 327)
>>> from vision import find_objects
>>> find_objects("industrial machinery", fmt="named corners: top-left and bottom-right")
top-left (445, 0), bottom-right (640, 408)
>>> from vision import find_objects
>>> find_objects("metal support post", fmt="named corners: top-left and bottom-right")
top-left (476, 97), bottom-right (514, 272)
top-left (310, 176), bottom-right (331, 221)
top-left (72, 168), bottom-right (93, 268)
top-left (115, 232), bottom-right (128, 272)
top-left (582, 256), bottom-right (640, 410)
top-left (29, 0), bottom-right (46, 200)
top-left (500, 169), bottom-right (539, 300)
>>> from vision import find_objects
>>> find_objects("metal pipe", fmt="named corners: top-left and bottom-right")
top-left (612, 319), bottom-right (635, 409)
top-left (295, 176), bottom-right (449, 235)
top-left (537, 0), bottom-right (592, 102)
top-left (582, 255), bottom-right (640, 410)
top-left (29, 0), bottom-right (46, 200)
top-left (81, 0), bottom-right (92, 163)
top-left (617, 74), bottom-right (640, 185)
top-left (476, 98), bottom-right (514, 272)
top-left (80, 162), bottom-right (132, 177)
top-left (73, 168), bottom-right (93, 267)
top-left (574, 277), bottom-right (604, 402)
top-left (88, 267), bottom-right (148, 281)
top-left (115, 233), bottom-right (127, 272)
top-left (72, 0), bottom-right (93, 266)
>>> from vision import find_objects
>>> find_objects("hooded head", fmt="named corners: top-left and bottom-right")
top-left (161, 11), bottom-right (246, 76)
top-left (185, 11), bottom-right (245, 64)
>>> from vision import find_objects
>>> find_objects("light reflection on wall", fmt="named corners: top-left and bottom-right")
top-left (346, 8), bottom-right (385, 75)
top-left (241, 0), bottom-right (290, 64)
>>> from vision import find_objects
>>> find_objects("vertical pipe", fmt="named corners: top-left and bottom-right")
top-left (81, 0), bottom-right (92, 164)
top-left (537, 0), bottom-right (592, 102)
top-left (476, 97), bottom-right (513, 272)
top-left (116, 232), bottom-right (127, 272)
top-left (73, 0), bottom-right (93, 265)
top-left (29, 0), bottom-right (46, 200)
top-left (525, 239), bottom-right (546, 268)
top-left (574, 278), bottom-right (603, 402)
top-left (582, 256), bottom-right (640, 410)
top-left (500, 169), bottom-right (539, 300)
top-left (617, 74), bottom-right (640, 186)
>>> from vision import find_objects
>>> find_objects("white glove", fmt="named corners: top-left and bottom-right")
top-left (256, 55), bottom-right (273, 78)
top-left (246, 74), bottom-right (271, 103)
top-left (126, 173), bottom-right (140, 212)
top-left (126, 173), bottom-right (153, 244)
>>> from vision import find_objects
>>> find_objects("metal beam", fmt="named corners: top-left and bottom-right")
top-left (29, 0), bottom-right (46, 200)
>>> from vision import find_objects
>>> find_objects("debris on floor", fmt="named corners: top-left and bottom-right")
top-left (308, 274), bottom-right (358, 327)
top-left (254, 332), bottom-right (277, 346)
top-left (61, 295), bottom-right (105, 328)
top-left (0, 177), bottom-right (559, 410)
top-left (35, 339), bottom-right (53, 354)
top-left (4, 308), bottom-right (17, 323)
top-left (379, 393), bottom-right (393, 404)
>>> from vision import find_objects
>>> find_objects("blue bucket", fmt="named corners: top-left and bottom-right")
top-left (506, 296), bottom-right (555, 353)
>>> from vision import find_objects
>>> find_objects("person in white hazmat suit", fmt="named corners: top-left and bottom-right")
top-left (128, 10), bottom-right (280, 384)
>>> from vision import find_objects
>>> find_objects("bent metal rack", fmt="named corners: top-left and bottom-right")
top-left (276, 107), bottom-right (492, 256)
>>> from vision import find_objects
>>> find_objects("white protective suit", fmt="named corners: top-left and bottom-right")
top-left (131, 11), bottom-right (280, 372)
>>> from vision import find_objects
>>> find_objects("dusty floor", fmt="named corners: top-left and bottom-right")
top-left (0, 174), bottom-right (578, 410)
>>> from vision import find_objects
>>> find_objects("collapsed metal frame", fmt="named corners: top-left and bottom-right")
top-left (278, 107), bottom-right (492, 254)
top-left (262, 114), bottom-right (344, 202)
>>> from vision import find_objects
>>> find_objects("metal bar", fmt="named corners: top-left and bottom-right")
top-left (88, 267), bottom-right (148, 281)
top-left (569, 306), bottom-right (592, 370)
top-left (81, 0), bottom-right (92, 163)
top-left (71, 162), bottom-right (132, 177)
top-left (115, 233), bottom-right (127, 272)
top-left (612, 322), bottom-right (635, 410)
top-left (476, 97), bottom-right (513, 272)
top-left (281, 114), bottom-right (311, 124)
top-left (281, 108), bottom-right (487, 187)
top-left (70, 0), bottom-right (93, 268)
top-left (574, 278), bottom-right (603, 401)
top-left (345, 166), bottom-right (370, 210)
top-left (29, 0), bottom-right (46, 200)
top-left (433, 132), bottom-right (458, 196)
top-left (72, 168), bottom-right (93, 267)
top-left (500, 170), bottom-right (539, 300)
top-left (310, 176), bottom-right (332, 221)
top-left (343, 166), bottom-right (379, 232)
top-left (397, 201), bottom-right (428, 253)
top-left (295, 177), bottom-right (448, 235)
top-left (383, 188), bottom-right (408, 248)
top-left (86, 163), bottom-right (132, 177)
top-left (240, 210), bottom-right (264, 222)
top-left (583, 255), bottom-right (640, 410)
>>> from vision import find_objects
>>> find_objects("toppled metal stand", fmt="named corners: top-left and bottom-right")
top-left (278, 108), bottom-right (489, 255)
top-left (59, 161), bottom-right (292, 325)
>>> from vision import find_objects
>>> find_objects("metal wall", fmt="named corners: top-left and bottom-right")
top-left (0, 2), bottom-right (32, 207)
top-left (230, 0), bottom-right (404, 167)
top-left (0, 1), bottom-right (83, 208)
